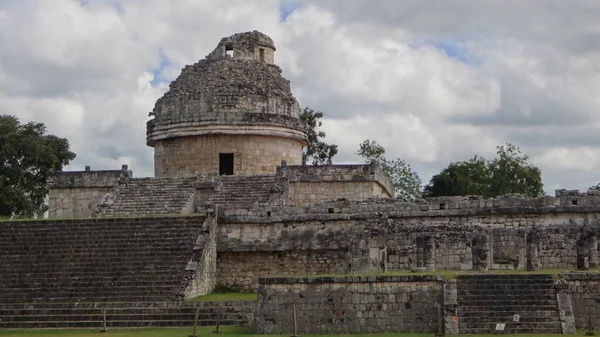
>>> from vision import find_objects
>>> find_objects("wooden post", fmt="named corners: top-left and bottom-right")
top-left (291, 305), bottom-right (298, 337)
top-left (586, 317), bottom-right (595, 336)
top-left (240, 300), bottom-right (247, 326)
top-left (213, 303), bottom-right (222, 334)
top-left (100, 308), bottom-right (107, 333)
top-left (189, 307), bottom-right (200, 337)
top-left (433, 303), bottom-right (444, 337)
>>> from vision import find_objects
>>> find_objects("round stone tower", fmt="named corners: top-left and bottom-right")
top-left (147, 31), bottom-right (307, 177)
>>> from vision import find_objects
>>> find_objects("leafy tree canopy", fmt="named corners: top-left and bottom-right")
top-left (300, 107), bottom-right (338, 165)
top-left (0, 115), bottom-right (76, 218)
top-left (357, 139), bottom-right (422, 201)
top-left (424, 143), bottom-right (544, 198)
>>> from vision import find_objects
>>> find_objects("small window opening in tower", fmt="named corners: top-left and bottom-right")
top-left (219, 153), bottom-right (234, 175)
top-left (225, 46), bottom-right (233, 58)
top-left (259, 48), bottom-right (265, 62)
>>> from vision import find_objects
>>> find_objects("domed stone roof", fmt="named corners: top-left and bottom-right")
top-left (146, 31), bottom-right (306, 146)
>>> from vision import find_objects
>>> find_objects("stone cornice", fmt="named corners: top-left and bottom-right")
top-left (146, 123), bottom-right (308, 146)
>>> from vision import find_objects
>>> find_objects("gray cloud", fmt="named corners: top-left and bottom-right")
top-left (1, 0), bottom-right (600, 193)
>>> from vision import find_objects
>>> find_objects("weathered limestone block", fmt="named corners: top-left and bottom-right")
top-left (576, 237), bottom-right (589, 270)
top-left (471, 234), bottom-right (490, 271)
top-left (588, 235), bottom-right (598, 268)
top-left (555, 284), bottom-right (577, 334)
top-left (443, 279), bottom-right (459, 335)
top-left (424, 236), bottom-right (436, 271)
top-left (183, 209), bottom-right (218, 298)
top-left (526, 234), bottom-right (540, 271)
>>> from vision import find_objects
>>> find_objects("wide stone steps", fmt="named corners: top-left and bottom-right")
top-left (206, 175), bottom-right (277, 206)
top-left (97, 177), bottom-right (197, 217)
top-left (456, 274), bottom-right (563, 334)
top-left (0, 301), bottom-right (254, 329)
top-left (0, 217), bottom-right (203, 306)
top-left (458, 323), bottom-right (563, 335)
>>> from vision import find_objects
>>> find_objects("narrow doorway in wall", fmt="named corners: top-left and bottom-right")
top-left (226, 46), bottom-right (234, 58)
top-left (219, 153), bottom-right (234, 175)
top-left (259, 48), bottom-right (265, 62)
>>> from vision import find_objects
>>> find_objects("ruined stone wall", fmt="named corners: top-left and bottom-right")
top-left (216, 250), bottom-right (348, 291)
top-left (215, 195), bottom-right (600, 289)
top-left (47, 168), bottom-right (130, 218)
top-left (563, 273), bottom-right (600, 328)
top-left (154, 134), bottom-right (303, 177)
top-left (280, 164), bottom-right (394, 206)
top-left (252, 275), bottom-right (443, 334)
top-left (183, 211), bottom-right (218, 299)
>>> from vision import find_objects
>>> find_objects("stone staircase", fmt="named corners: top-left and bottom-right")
top-left (95, 177), bottom-right (197, 217)
top-left (0, 216), bottom-right (227, 328)
top-left (0, 300), bottom-right (254, 329)
top-left (206, 174), bottom-right (280, 206)
top-left (457, 274), bottom-right (563, 334)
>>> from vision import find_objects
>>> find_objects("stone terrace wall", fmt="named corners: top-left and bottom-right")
top-left (47, 166), bottom-right (132, 218)
top-left (562, 273), bottom-right (600, 328)
top-left (279, 164), bottom-right (394, 206)
top-left (217, 250), bottom-right (348, 291)
top-left (216, 195), bottom-right (600, 289)
top-left (252, 275), bottom-right (443, 334)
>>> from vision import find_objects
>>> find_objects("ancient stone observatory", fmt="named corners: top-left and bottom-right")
top-left (147, 31), bottom-right (307, 177)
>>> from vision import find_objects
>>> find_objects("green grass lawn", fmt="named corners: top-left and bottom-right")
top-left (188, 291), bottom-right (258, 302)
top-left (0, 326), bottom-right (594, 337)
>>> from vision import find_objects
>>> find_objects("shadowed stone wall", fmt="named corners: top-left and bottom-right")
top-left (252, 276), bottom-right (443, 334)
top-left (563, 273), bottom-right (600, 328)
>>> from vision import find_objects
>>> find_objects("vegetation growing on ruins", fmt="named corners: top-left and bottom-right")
top-left (0, 115), bottom-right (76, 218)
top-left (357, 139), bottom-right (422, 201)
top-left (300, 107), bottom-right (338, 165)
top-left (424, 143), bottom-right (544, 198)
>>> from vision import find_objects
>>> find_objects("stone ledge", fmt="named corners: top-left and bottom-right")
top-left (258, 275), bottom-right (444, 284)
top-left (561, 273), bottom-right (600, 280)
top-left (219, 199), bottom-right (600, 223)
top-left (0, 214), bottom-right (207, 225)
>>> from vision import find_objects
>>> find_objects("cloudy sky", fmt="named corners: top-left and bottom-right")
top-left (1, 0), bottom-right (600, 194)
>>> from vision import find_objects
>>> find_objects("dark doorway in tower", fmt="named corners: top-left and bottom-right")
top-left (259, 48), bottom-right (265, 62)
top-left (219, 153), bottom-right (234, 175)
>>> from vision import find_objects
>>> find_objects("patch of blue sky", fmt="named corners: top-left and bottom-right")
top-left (431, 38), bottom-right (482, 66)
top-left (151, 52), bottom-right (171, 86)
top-left (279, 0), bottom-right (303, 21)
top-left (78, 0), bottom-right (124, 14)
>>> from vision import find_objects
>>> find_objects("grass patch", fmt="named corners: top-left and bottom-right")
top-left (188, 291), bottom-right (257, 302)
top-left (187, 284), bottom-right (257, 302)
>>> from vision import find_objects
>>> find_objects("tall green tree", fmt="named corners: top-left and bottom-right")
top-left (357, 139), bottom-right (422, 201)
top-left (424, 143), bottom-right (544, 198)
top-left (0, 115), bottom-right (76, 218)
top-left (300, 107), bottom-right (338, 165)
